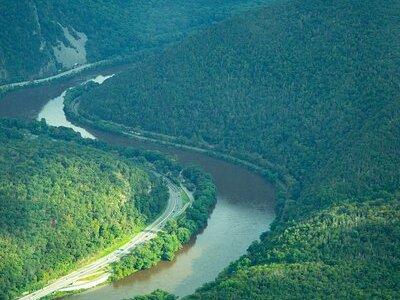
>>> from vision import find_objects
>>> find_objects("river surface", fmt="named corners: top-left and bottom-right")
top-left (0, 70), bottom-right (275, 299)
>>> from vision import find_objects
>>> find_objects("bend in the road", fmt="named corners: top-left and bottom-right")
top-left (19, 179), bottom-right (190, 300)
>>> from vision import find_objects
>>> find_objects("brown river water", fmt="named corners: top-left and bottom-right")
top-left (0, 67), bottom-right (275, 299)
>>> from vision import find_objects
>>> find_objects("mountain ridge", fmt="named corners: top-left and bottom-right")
top-left (69, 0), bottom-right (400, 297)
top-left (0, 0), bottom-right (270, 84)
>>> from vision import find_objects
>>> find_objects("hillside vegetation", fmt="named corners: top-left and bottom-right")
top-left (111, 167), bottom-right (216, 282)
top-left (71, 0), bottom-right (400, 298)
top-left (0, 0), bottom-right (269, 84)
top-left (0, 119), bottom-right (171, 299)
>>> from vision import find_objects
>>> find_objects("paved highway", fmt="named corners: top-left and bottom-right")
top-left (19, 179), bottom-right (191, 300)
top-left (0, 59), bottom-right (113, 91)
top-left (0, 63), bottom-right (93, 91)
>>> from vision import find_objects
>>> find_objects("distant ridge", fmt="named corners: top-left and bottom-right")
top-left (0, 0), bottom-right (269, 84)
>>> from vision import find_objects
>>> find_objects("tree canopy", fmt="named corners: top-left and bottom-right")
top-left (0, 119), bottom-right (172, 299)
top-left (71, 0), bottom-right (400, 298)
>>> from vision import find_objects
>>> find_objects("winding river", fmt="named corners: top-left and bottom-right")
top-left (0, 68), bottom-right (275, 299)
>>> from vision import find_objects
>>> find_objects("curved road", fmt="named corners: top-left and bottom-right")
top-left (19, 180), bottom-right (192, 300)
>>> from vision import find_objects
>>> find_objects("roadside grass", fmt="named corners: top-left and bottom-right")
top-left (180, 188), bottom-right (191, 205)
top-left (74, 226), bottom-right (145, 269)
top-left (73, 179), bottom-right (172, 269)
top-left (76, 177), bottom-right (176, 270)
top-left (77, 270), bottom-right (107, 282)
top-left (35, 176), bottom-right (184, 299)
top-left (44, 289), bottom-right (86, 299)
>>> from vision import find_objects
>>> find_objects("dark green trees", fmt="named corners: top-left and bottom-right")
top-left (0, 0), bottom-right (269, 84)
top-left (71, 0), bottom-right (400, 297)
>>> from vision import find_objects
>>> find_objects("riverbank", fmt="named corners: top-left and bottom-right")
top-left (64, 88), bottom-right (290, 228)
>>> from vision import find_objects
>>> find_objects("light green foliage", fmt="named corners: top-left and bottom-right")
top-left (131, 289), bottom-right (177, 300)
top-left (0, 119), bottom-right (170, 299)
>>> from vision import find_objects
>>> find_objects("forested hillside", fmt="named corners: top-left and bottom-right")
top-left (70, 0), bottom-right (400, 297)
top-left (0, 119), bottom-right (170, 299)
top-left (0, 0), bottom-right (268, 84)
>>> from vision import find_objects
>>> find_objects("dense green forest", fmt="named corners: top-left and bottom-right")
top-left (131, 290), bottom-right (177, 300)
top-left (0, 0), bottom-right (269, 84)
top-left (0, 119), bottom-right (173, 299)
top-left (189, 199), bottom-right (400, 299)
top-left (70, 0), bottom-right (400, 298)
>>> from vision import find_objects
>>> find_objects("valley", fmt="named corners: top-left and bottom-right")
top-left (0, 68), bottom-right (275, 298)
top-left (0, 0), bottom-right (399, 299)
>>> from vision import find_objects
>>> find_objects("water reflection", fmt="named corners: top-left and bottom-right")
top-left (36, 74), bottom-right (114, 139)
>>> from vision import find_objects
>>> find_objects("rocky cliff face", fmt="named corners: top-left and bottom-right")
top-left (0, 0), bottom-right (270, 84)
top-left (52, 25), bottom-right (87, 69)
top-left (0, 1), bottom-right (87, 84)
